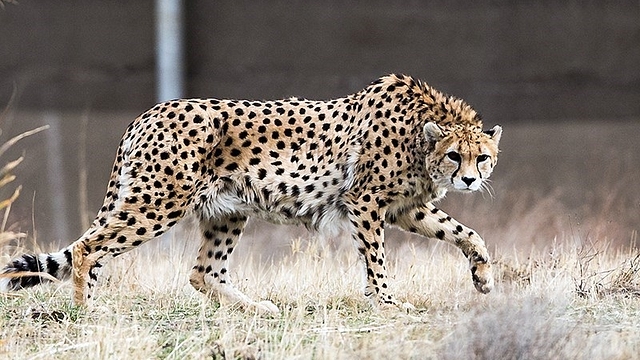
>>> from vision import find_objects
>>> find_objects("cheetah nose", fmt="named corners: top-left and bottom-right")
top-left (461, 177), bottom-right (476, 186)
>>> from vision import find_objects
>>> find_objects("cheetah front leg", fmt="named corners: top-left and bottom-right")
top-left (189, 214), bottom-right (279, 314)
top-left (348, 206), bottom-right (415, 311)
top-left (389, 202), bottom-right (494, 294)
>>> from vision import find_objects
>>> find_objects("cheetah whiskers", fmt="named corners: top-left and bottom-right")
top-left (479, 180), bottom-right (496, 199)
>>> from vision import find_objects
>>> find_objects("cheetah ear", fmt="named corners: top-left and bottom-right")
top-left (485, 125), bottom-right (502, 145)
top-left (424, 122), bottom-right (443, 143)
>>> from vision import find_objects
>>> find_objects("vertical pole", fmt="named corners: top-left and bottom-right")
top-left (43, 112), bottom-right (69, 243)
top-left (155, 0), bottom-right (185, 102)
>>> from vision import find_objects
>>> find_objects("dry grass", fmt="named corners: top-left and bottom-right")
top-left (1, 230), bottom-right (639, 359)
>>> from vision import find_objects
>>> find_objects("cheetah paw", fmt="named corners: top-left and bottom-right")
top-left (253, 300), bottom-right (280, 314)
top-left (375, 299), bottom-right (415, 313)
top-left (471, 262), bottom-right (494, 294)
top-left (400, 301), bottom-right (416, 312)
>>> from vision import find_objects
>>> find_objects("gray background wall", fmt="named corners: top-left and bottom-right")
top-left (1, 1), bottom-right (638, 121)
top-left (0, 1), bottom-right (638, 248)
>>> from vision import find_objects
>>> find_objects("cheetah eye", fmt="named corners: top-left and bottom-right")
top-left (477, 154), bottom-right (490, 163)
top-left (446, 151), bottom-right (461, 162)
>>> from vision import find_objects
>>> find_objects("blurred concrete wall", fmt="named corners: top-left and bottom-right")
top-left (1, 1), bottom-right (639, 122)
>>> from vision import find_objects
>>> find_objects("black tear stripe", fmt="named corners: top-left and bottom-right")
top-left (476, 161), bottom-right (484, 179)
top-left (451, 161), bottom-right (461, 182)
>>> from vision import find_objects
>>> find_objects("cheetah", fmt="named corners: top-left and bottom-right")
top-left (1, 74), bottom-right (501, 313)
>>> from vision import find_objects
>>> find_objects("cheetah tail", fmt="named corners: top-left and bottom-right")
top-left (0, 247), bottom-right (73, 291)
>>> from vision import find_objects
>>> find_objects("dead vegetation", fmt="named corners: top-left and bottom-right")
top-left (0, 97), bottom-right (48, 284)
top-left (1, 234), bottom-right (640, 359)
top-left (574, 240), bottom-right (640, 299)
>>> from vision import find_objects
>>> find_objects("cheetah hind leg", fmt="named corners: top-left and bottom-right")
top-left (190, 278), bottom-right (280, 314)
top-left (188, 215), bottom-right (279, 314)
top-left (70, 211), bottom-right (184, 305)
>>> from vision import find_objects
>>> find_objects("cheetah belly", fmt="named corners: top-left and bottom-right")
top-left (197, 177), bottom-right (351, 235)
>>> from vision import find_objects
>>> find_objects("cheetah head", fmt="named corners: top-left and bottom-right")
top-left (424, 122), bottom-right (502, 193)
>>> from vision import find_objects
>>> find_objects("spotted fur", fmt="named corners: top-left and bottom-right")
top-left (1, 74), bottom-right (501, 312)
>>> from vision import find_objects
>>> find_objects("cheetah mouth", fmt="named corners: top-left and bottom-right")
top-left (451, 185), bottom-right (479, 193)
top-left (450, 183), bottom-right (473, 192)
top-left (451, 181), bottom-right (482, 192)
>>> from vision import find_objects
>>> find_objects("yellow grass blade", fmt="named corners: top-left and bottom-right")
top-left (0, 185), bottom-right (20, 211)
top-left (0, 271), bottom-right (59, 283)
top-left (0, 125), bottom-right (49, 160)
top-left (0, 156), bottom-right (23, 179)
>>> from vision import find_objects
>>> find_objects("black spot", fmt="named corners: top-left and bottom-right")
top-left (225, 162), bottom-right (239, 171)
top-left (435, 230), bottom-right (445, 240)
top-left (362, 220), bottom-right (371, 230)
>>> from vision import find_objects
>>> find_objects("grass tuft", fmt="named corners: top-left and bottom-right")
top-left (0, 97), bottom-right (49, 282)
top-left (574, 240), bottom-right (640, 299)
